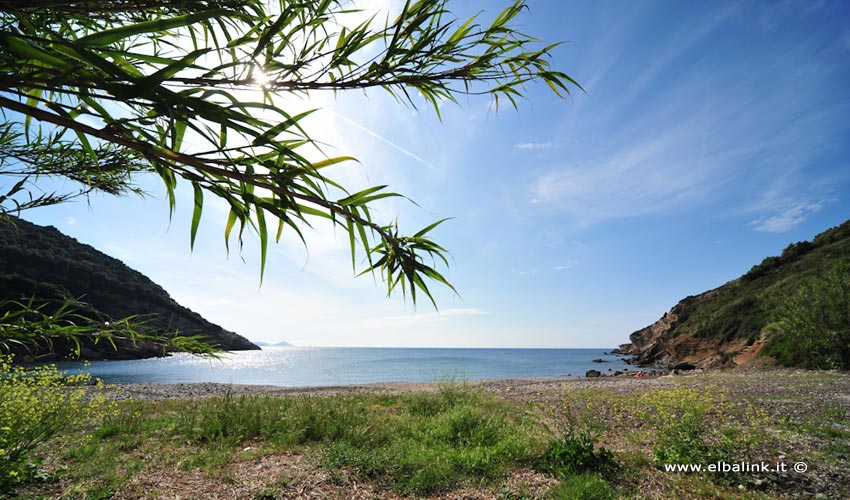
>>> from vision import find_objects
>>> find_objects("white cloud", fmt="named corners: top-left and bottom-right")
top-left (514, 141), bottom-right (553, 151)
top-left (750, 201), bottom-right (825, 233)
top-left (555, 260), bottom-right (578, 271)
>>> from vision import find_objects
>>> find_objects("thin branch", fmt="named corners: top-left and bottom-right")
top-left (0, 94), bottom-right (399, 246)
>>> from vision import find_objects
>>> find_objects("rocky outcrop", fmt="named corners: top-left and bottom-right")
top-left (0, 217), bottom-right (258, 360)
top-left (615, 291), bottom-right (718, 368)
top-left (617, 288), bottom-right (775, 369)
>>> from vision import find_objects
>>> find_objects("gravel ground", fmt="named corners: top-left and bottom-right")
top-left (108, 370), bottom-right (678, 401)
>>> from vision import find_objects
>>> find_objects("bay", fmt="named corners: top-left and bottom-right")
top-left (55, 347), bottom-right (632, 387)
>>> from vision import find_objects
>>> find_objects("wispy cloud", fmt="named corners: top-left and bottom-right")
top-left (751, 200), bottom-right (826, 233)
top-left (622, 4), bottom-right (740, 106)
top-left (529, 7), bottom-right (849, 231)
top-left (555, 260), bottom-right (578, 271)
top-left (757, 0), bottom-right (825, 33)
top-left (840, 29), bottom-right (850, 51)
top-left (514, 141), bottom-right (553, 151)
top-left (529, 128), bottom-right (728, 226)
top-left (332, 110), bottom-right (442, 173)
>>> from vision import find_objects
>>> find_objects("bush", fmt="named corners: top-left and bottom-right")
top-left (0, 354), bottom-right (113, 491)
top-left (766, 261), bottom-right (850, 369)
top-left (536, 395), bottom-right (616, 477)
top-left (537, 428), bottom-right (615, 476)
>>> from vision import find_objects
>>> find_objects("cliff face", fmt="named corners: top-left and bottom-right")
top-left (0, 217), bottom-right (258, 360)
top-left (616, 219), bottom-right (850, 369)
top-left (617, 291), bottom-right (718, 368)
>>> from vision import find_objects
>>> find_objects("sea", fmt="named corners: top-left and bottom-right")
top-left (54, 347), bottom-right (632, 387)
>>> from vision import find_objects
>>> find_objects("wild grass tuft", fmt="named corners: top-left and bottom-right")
top-left (546, 472), bottom-right (617, 500)
top-left (320, 383), bottom-right (537, 495)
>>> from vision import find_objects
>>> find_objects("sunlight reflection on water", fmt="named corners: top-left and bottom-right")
top-left (54, 347), bottom-right (631, 387)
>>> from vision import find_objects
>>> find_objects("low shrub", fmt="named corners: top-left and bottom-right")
top-left (766, 261), bottom-right (850, 369)
top-left (0, 354), bottom-right (113, 492)
top-left (536, 394), bottom-right (616, 477)
top-left (537, 428), bottom-right (615, 475)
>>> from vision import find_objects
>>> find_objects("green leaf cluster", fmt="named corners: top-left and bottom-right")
top-left (766, 261), bottom-right (850, 369)
top-left (0, 296), bottom-right (218, 358)
top-left (0, 0), bottom-right (579, 306)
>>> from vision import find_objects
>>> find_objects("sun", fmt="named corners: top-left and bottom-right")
top-left (253, 68), bottom-right (272, 89)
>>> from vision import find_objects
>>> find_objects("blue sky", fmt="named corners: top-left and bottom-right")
top-left (21, 0), bottom-right (850, 348)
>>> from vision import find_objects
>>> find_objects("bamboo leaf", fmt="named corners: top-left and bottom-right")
top-left (256, 206), bottom-right (268, 283)
top-left (413, 218), bottom-right (451, 238)
top-left (338, 185), bottom-right (390, 206)
top-left (311, 156), bottom-right (357, 169)
top-left (190, 183), bottom-right (204, 251)
top-left (77, 10), bottom-right (230, 47)
top-left (224, 208), bottom-right (239, 256)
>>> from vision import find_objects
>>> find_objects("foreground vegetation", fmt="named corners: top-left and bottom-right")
top-left (4, 369), bottom-right (850, 499)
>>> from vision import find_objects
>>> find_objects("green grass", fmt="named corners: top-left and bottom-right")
top-left (39, 384), bottom-right (558, 497)
top-left (19, 375), bottom-right (848, 499)
top-left (547, 472), bottom-right (617, 500)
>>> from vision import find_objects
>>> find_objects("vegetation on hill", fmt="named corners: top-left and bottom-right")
top-left (624, 219), bottom-right (850, 369)
top-left (765, 260), bottom-right (850, 369)
top-left (0, 217), bottom-right (257, 360)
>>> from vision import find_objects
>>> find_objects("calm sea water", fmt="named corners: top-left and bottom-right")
top-left (55, 347), bottom-right (631, 387)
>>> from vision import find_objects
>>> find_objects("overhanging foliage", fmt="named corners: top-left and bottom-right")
top-left (0, 0), bottom-right (579, 307)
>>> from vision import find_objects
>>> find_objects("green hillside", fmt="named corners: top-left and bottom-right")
top-left (677, 220), bottom-right (848, 340)
top-left (623, 219), bottom-right (850, 369)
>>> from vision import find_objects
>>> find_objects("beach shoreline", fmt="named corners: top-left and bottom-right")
top-left (104, 366), bottom-right (842, 401)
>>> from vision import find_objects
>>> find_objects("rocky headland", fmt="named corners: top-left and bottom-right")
top-left (0, 217), bottom-right (258, 360)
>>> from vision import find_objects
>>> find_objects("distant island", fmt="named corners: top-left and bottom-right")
top-left (252, 341), bottom-right (293, 347)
